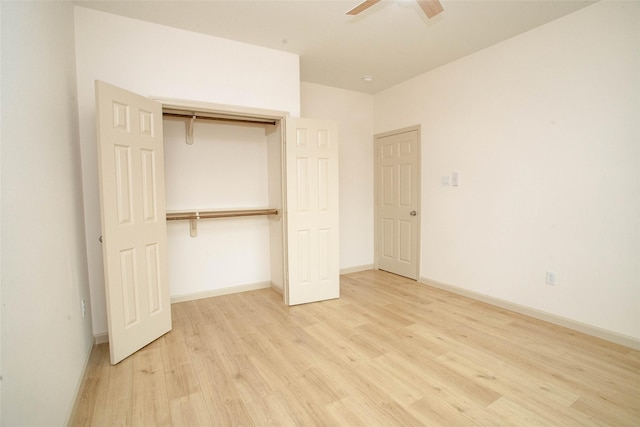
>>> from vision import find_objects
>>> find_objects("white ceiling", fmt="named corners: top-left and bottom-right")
top-left (75, 0), bottom-right (596, 94)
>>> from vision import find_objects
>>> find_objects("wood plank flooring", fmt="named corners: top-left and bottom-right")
top-left (70, 270), bottom-right (640, 426)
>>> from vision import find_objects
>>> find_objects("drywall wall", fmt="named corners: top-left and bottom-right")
top-left (74, 6), bottom-right (300, 337)
top-left (374, 1), bottom-right (640, 340)
top-left (1, 2), bottom-right (4, 422)
top-left (1, 2), bottom-right (94, 424)
top-left (301, 83), bottom-right (375, 270)
top-left (0, 3), bottom-right (2, 424)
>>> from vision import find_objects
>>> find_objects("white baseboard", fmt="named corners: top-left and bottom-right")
top-left (94, 332), bottom-right (109, 345)
top-left (66, 341), bottom-right (95, 425)
top-left (170, 281), bottom-right (273, 304)
top-left (340, 264), bottom-right (375, 275)
top-left (271, 281), bottom-right (283, 295)
top-left (420, 276), bottom-right (640, 350)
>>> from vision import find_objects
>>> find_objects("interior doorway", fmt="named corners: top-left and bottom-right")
top-left (374, 126), bottom-right (421, 280)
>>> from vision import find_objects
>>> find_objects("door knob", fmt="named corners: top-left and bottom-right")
top-left (410, 211), bottom-right (417, 216)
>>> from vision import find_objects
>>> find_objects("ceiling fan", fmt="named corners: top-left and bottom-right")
top-left (346, 0), bottom-right (444, 19)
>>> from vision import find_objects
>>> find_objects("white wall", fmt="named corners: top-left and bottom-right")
top-left (301, 83), bottom-right (375, 270)
top-left (1, 2), bottom-right (94, 424)
top-left (0, 2), bottom-right (4, 421)
top-left (74, 7), bottom-right (300, 337)
top-left (374, 1), bottom-right (640, 340)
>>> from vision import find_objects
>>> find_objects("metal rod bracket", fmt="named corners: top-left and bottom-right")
top-left (189, 215), bottom-right (198, 238)
top-left (186, 115), bottom-right (195, 145)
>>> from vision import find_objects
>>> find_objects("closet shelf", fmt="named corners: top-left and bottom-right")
top-left (166, 208), bottom-right (279, 221)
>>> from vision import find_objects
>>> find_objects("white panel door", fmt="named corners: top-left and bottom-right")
top-left (285, 118), bottom-right (339, 305)
top-left (96, 81), bottom-right (171, 364)
top-left (375, 129), bottom-right (420, 280)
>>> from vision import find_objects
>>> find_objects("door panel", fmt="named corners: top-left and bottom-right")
top-left (285, 118), bottom-right (339, 305)
top-left (96, 80), bottom-right (171, 364)
top-left (375, 129), bottom-right (420, 280)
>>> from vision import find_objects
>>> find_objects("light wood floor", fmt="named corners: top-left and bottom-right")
top-left (70, 270), bottom-right (640, 426)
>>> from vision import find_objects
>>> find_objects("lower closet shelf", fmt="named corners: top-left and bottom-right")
top-left (166, 208), bottom-right (279, 238)
top-left (166, 208), bottom-right (278, 221)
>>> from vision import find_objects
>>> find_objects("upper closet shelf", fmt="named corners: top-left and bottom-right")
top-left (157, 96), bottom-right (287, 145)
top-left (163, 109), bottom-right (278, 145)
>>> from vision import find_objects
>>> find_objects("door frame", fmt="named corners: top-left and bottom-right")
top-left (373, 125), bottom-right (421, 280)
top-left (153, 96), bottom-right (290, 301)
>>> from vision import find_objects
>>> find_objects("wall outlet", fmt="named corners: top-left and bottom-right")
top-left (545, 271), bottom-right (557, 285)
top-left (81, 299), bottom-right (86, 318)
top-left (441, 175), bottom-right (450, 186)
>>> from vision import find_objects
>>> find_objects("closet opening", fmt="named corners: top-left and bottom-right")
top-left (158, 100), bottom-right (288, 303)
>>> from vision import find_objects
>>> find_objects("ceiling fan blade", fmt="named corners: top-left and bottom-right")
top-left (346, 0), bottom-right (382, 16)
top-left (416, 0), bottom-right (444, 19)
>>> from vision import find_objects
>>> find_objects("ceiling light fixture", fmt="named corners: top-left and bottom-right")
top-left (362, 75), bottom-right (374, 82)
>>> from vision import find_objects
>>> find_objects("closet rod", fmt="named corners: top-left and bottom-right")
top-left (166, 208), bottom-right (278, 221)
top-left (162, 112), bottom-right (277, 126)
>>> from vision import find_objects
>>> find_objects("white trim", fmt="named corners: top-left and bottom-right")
top-left (151, 96), bottom-right (288, 121)
top-left (170, 281), bottom-right (272, 304)
top-left (65, 343), bottom-right (94, 425)
top-left (340, 264), bottom-right (375, 275)
top-left (420, 276), bottom-right (640, 350)
top-left (271, 282), bottom-right (283, 295)
top-left (94, 332), bottom-right (109, 345)
top-left (375, 125), bottom-right (421, 139)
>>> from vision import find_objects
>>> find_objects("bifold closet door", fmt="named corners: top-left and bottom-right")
top-left (285, 118), bottom-right (340, 305)
top-left (96, 81), bottom-right (172, 364)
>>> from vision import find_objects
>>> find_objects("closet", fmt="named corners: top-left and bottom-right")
top-left (161, 103), bottom-right (286, 301)
top-left (95, 81), bottom-right (339, 364)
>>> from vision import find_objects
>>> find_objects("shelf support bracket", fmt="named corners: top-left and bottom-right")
top-left (189, 211), bottom-right (199, 238)
top-left (185, 115), bottom-right (195, 145)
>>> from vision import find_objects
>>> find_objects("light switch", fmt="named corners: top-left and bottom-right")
top-left (451, 172), bottom-right (459, 187)
top-left (441, 175), bottom-right (450, 186)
